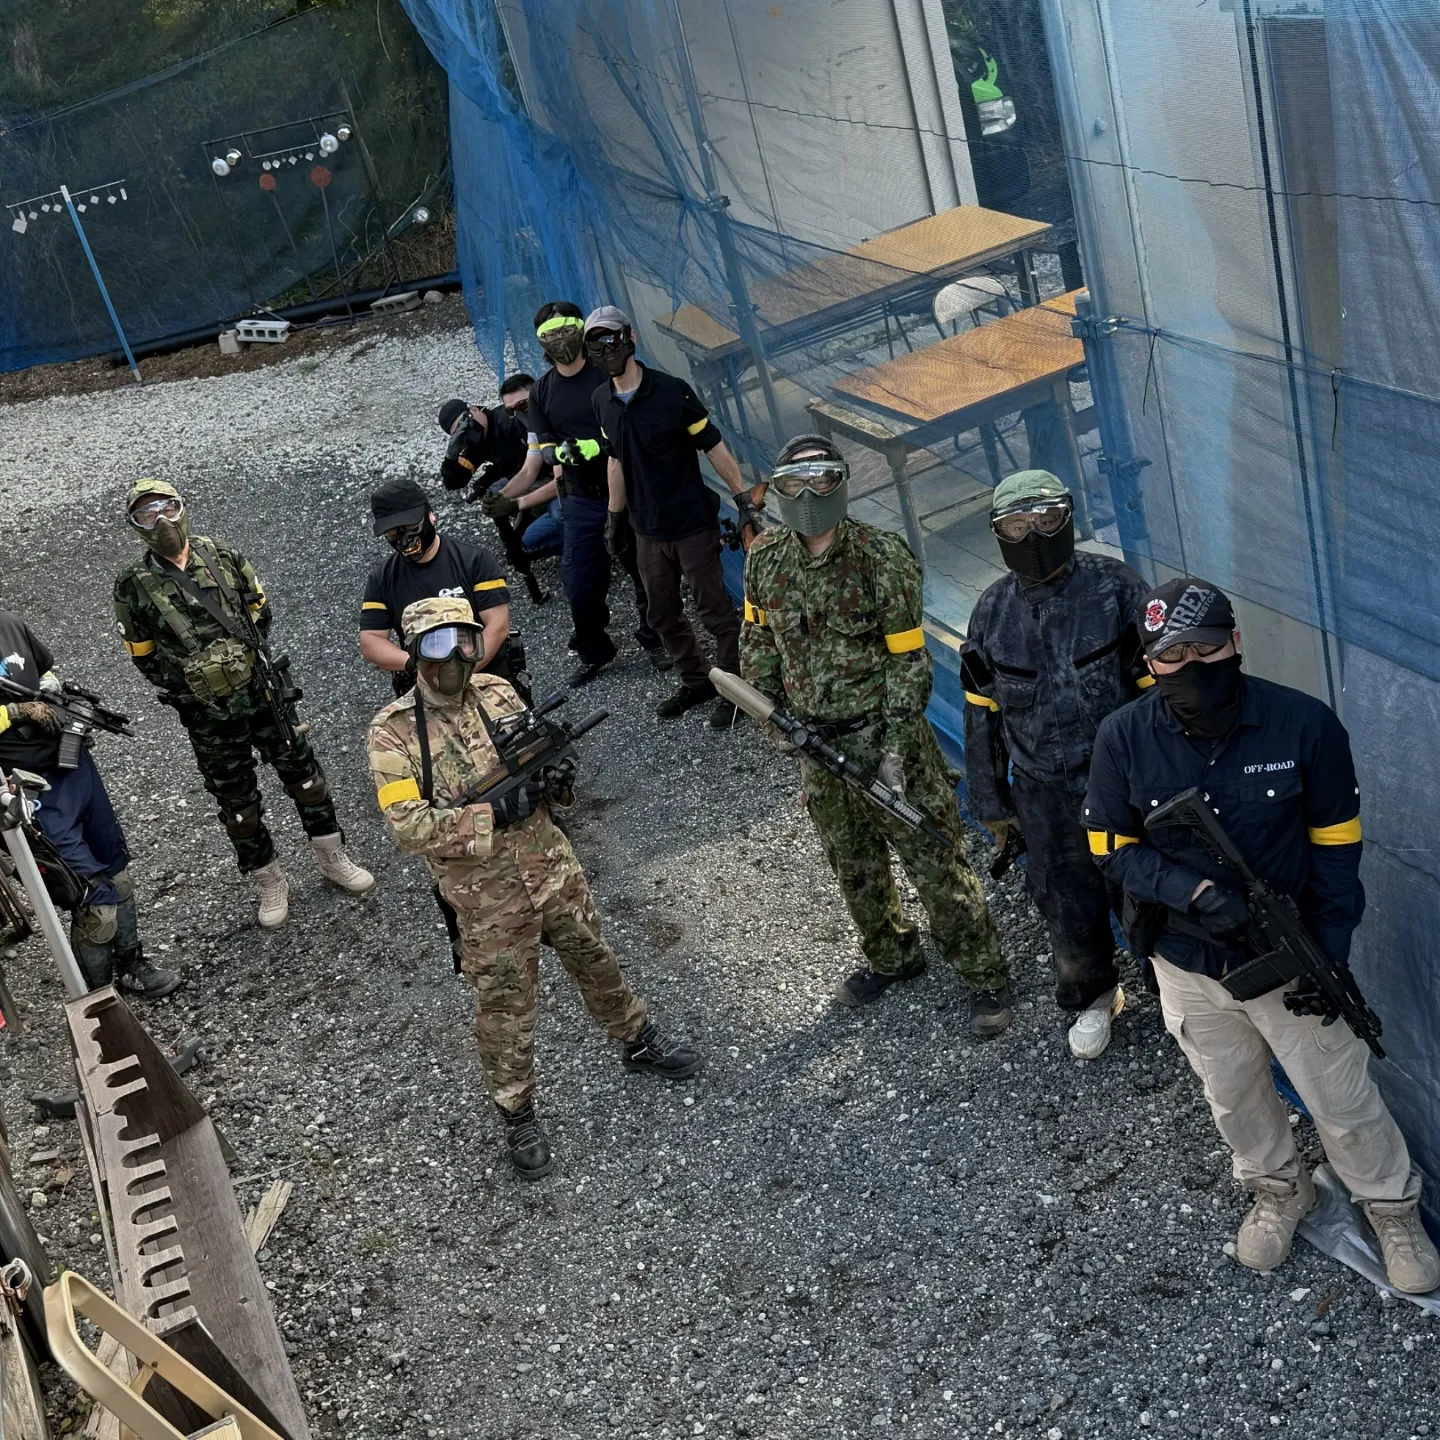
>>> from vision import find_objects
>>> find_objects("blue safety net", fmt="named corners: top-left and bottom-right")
top-left (0, 3), bottom-right (449, 372)
top-left (398, 0), bottom-right (1440, 1213)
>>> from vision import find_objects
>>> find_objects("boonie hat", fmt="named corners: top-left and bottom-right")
top-left (402, 595), bottom-right (478, 645)
top-left (583, 304), bottom-right (632, 338)
top-left (1139, 577), bottom-right (1236, 658)
top-left (991, 469), bottom-right (1070, 513)
top-left (371, 476), bottom-right (430, 536)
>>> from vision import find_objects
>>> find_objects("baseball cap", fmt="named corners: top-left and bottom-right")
top-left (1138, 577), bottom-right (1236, 658)
top-left (437, 398), bottom-right (468, 433)
top-left (583, 304), bottom-right (631, 338)
top-left (371, 476), bottom-right (430, 535)
top-left (991, 469), bottom-right (1070, 513)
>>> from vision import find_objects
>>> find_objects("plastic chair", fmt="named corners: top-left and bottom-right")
top-left (932, 276), bottom-right (1014, 337)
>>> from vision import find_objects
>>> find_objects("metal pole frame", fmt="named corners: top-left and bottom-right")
top-left (60, 185), bottom-right (141, 385)
top-left (0, 791), bottom-right (88, 1000)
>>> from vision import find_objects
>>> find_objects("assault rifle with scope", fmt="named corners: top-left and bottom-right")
top-left (0, 676), bottom-right (133, 770)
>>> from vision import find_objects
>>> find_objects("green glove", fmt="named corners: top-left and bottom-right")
top-left (481, 490), bottom-right (520, 520)
top-left (555, 437), bottom-right (603, 466)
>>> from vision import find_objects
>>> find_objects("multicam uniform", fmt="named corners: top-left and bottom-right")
top-left (367, 665), bottom-right (646, 1111)
top-left (740, 519), bottom-right (1004, 987)
top-left (113, 538), bottom-right (337, 872)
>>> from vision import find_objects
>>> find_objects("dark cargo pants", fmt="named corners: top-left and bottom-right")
top-left (635, 526), bottom-right (740, 689)
top-left (562, 495), bottom-right (661, 666)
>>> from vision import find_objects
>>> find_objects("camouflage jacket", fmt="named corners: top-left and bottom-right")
top-left (959, 553), bottom-right (1150, 816)
top-left (367, 672), bottom-right (578, 908)
top-left (740, 520), bottom-right (931, 740)
top-left (113, 537), bottom-right (270, 697)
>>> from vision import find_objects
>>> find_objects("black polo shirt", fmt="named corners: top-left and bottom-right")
top-left (592, 364), bottom-right (725, 540)
top-left (360, 533), bottom-right (509, 636)
top-left (530, 360), bottom-right (610, 499)
top-left (1083, 675), bottom-right (1364, 977)
top-left (441, 407), bottom-right (532, 491)
top-left (0, 612), bottom-right (60, 773)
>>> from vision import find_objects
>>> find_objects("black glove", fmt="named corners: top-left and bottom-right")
top-left (540, 757), bottom-right (577, 808)
top-left (490, 779), bottom-right (544, 830)
top-left (1190, 883), bottom-right (1250, 940)
top-left (1284, 979), bottom-right (1342, 1025)
top-left (734, 489), bottom-right (765, 549)
top-left (605, 509), bottom-right (636, 565)
top-left (481, 490), bottom-right (520, 520)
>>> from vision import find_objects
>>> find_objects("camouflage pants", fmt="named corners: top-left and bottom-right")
top-left (179, 690), bottom-right (338, 873)
top-left (802, 723), bottom-right (1006, 989)
top-left (449, 851), bottom-right (647, 1113)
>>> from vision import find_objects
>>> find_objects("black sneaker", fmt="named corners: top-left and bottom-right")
top-left (502, 1104), bottom-right (553, 1180)
top-left (644, 647), bottom-right (674, 673)
top-left (969, 985), bottom-right (1015, 1039)
top-left (623, 1020), bottom-right (702, 1081)
top-left (655, 681), bottom-right (716, 718)
top-left (114, 951), bottom-right (182, 999)
top-left (709, 699), bottom-right (741, 730)
top-left (835, 966), bottom-right (922, 1007)
top-left (568, 652), bottom-right (616, 688)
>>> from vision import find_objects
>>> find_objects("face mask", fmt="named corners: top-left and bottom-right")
top-left (431, 656), bottom-right (475, 697)
top-left (146, 513), bottom-right (190, 560)
top-left (773, 478), bottom-right (849, 536)
top-left (1154, 653), bottom-right (1244, 739)
top-left (387, 517), bottom-right (436, 561)
top-left (996, 519), bottom-right (1075, 583)
top-left (539, 329), bottom-right (585, 365)
top-left (586, 331), bottom-right (635, 378)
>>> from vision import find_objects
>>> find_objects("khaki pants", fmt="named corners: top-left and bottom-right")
top-left (1152, 955), bottom-right (1418, 1204)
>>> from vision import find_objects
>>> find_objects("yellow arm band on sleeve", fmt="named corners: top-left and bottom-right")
top-left (743, 599), bottom-right (767, 626)
top-left (686, 416), bottom-right (710, 436)
top-left (884, 627), bottom-right (925, 654)
top-left (1136, 674), bottom-right (1156, 689)
top-left (1087, 830), bottom-right (1139, 856)
top-left (473, 579), bottom-right (508, 592)
top-left (964, 690), bottom-right (1000, 712)
top-left (0, 707), bottom-right (10, 736)
top-left (377, 778), bottom-right (422, 810)
top-left (123, 639), bottom-right (156, 657)
top-left (1308, 817), bottom-right (1362, 846)
top-left (362, 601), bottom-right (389, 611)
top-left (459, 455), bottom-right (476, 473)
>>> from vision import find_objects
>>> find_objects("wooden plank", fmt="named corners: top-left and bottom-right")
top-left (242, 1181), bottom-right (292, 1255)
top-left (832, 291), bottom-right (1085, 426)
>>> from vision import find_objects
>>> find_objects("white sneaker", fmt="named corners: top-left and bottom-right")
top-left (251, 860), bottom-right (289, 929)
top-left (310, 834), bottom-right (377, 895)
top-left (1068, 985), bottom-right (1124, 1060)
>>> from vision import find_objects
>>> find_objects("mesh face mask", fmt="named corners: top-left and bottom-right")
top-left (769, 449), bottom-right (850, 536)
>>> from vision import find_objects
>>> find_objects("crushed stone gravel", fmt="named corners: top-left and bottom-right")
top-left (0, 339), bottom-right (1437, 1439)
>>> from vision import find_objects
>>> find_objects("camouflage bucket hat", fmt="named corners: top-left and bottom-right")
top-left (990, 469), bottom-right (1070, 513)
top-left (126, 477), bottom-right (182, 513)
top-left (401, 595), bottom-right (478, 644)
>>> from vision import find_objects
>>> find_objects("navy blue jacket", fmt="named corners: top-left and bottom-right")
top-left (1083, 675), bottom-right (1363, 978)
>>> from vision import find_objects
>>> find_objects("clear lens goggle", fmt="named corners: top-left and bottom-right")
top-left (769, 460), bottom-right (847, 499)
top-left (129, 496), bottom-right (184, 530)
top-left (990, 498), bottom-right (1071, 543)
top-left (415, 625), bottom-right (481, 663)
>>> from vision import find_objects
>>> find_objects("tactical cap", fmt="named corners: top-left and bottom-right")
top-left (1138, 577), bottom-right (1236, 658)
top-left (583, 304), bottom-right (632, 338)
top-left (437, 398), bottom-right (469, 433)
top-left (371, 476), bottom-right (431, 535)
top-left (402, 595), bottom-right (479, 645)
top-left (127, 477), bottom-right (181, 512)
top-left (991, 469), bottom-right (1069, 512)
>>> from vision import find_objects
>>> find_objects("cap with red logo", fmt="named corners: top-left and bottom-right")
top-left (1138, 577), bottom-right (1236, 658)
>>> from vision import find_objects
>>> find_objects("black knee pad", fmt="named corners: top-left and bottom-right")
top-left (286, 771), bottom-right (329, 806)
top-left (222, 801), bottom-right (263, 839)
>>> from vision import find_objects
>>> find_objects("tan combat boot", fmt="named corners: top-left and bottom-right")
top-left (251, 860), bottom-right (289, 929)
top-left (1235, 1171), bottom-right (1317, 1272)
top-left (310, 834), bottom-right (376, 895)
top-left (1363, 1199), bottom-right (1440, 1295)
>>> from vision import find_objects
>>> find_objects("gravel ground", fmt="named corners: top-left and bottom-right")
top-left (1, 337), bottom-right (1438, 1440)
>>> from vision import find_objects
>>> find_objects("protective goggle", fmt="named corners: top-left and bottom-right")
top-left (1152, 640), bottom-right (1227, 666)
top-left (129, 496), bottom-right (184, 530)
top-left (584, 329), bottom-right (629, 350)
top-left (769, 459), bottom-right (847, 499)
top-left (990, 499), bottom-right (1072, 543)
top-left (536, 315), bottom-right (584, 337)
top-left (415, 625), bottom-right (481, 663)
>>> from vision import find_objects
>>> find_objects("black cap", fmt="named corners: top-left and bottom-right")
top-left (371, 477), bottom-right (430, 536)
top-left (1139, 577), bottom-right (1236, 658)
top-left (437, 398), bottom-right (468, 433)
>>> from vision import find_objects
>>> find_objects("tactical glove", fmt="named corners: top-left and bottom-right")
top-left (555, 437), bottom-right (602, 467)
top-left (605, 509), bottom-right (637, 565)
top-left (481, 490), bottom-right (520, 520)
top-left (877, 751), bottom-right (906, 795)
top-left (490, 779), bottom-right (544, 830)
top-left (763, 720), bottom-right (797, 757)
top-left (1284, 979), bottom-right (1342, 1025)
top-left (540, 757), bottom-right (578, 809)
top-left (7, 701), bottom-right (61, 735)
top-left (982, 817), bottom-right (1022, 847)
top-left (735, 487), bottom-right (766, 552)
top-left (1190, 882), bottom-right (1250, 940)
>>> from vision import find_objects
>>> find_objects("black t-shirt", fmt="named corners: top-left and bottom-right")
top-left (593, 365), bottom-right (725, 540)
top-left (0, 611), bottom-right (60, 773)
top-left (360, 533), bottom-right (510, 636)
top-left (529, 360), bottom-right (610, 498)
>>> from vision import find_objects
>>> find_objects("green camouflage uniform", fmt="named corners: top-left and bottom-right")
top-left (113, 538), bottom-right (337, 873)
top-left (741, 519), bottom-right (1005, 987)
top-left (367, 660), bottom-right (646, 1112)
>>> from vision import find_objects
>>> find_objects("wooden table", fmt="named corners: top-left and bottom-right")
top-left (654, 205), bottom-right (1052, 449)
top-left (818, 291), bottom-right (1087, 558)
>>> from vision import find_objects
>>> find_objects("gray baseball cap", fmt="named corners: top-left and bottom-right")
top-left (583, 304), bottom-right (632, 337)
